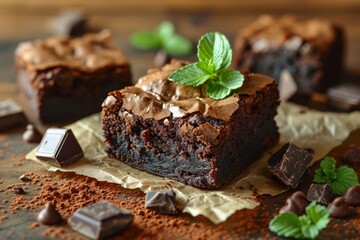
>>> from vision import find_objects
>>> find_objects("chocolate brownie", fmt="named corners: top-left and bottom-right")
top-left (15, 30), bottom-right (132, 123)
top-left (102, 60), bottom-right (279, 189)
top-left (233, 15), bottom-right (344, 96)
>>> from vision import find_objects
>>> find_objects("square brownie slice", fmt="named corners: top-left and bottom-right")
top-left (101, 60), bottom-right (279, 189)
top-left (233, 15), bottom-right (344, 97)
top-left (15, 30), bottom-right (132, 123)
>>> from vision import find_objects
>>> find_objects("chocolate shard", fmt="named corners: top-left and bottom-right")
top-left (279, 198), bottom-right (302, 215)
top-left (37, 203), bottom-right (63, 225)
top-left (267, 142), bottom-right (312, 188)
top-left (153, 50), bottom-right (171, 68)
top-left (68, 201), bottom-right (133, 240)
top-left (22, 124), bottom-right (42, 143)
top-left (328, 197), bottom-right (351, 218)
top-left (145, 189), bottom-right (178, 214)
top-left (341, 145), bottom-right (360, 165)
top-left (343, 185), bottom-right (360, 206)
top-left (50, 9), bottom-right (88, 37)
top-left (327, 84), bottom-right (360, 111)
top-left (35, 128), bottom-right (84, 167)
top-left (307, 183), bottom-right (333, 205)
top-left (0, 99), bottom-right (27, 131)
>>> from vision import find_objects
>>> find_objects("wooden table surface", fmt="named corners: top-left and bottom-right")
top-left (1, 2), bottom-right (360, 239)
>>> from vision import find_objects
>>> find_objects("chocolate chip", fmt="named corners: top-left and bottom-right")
top-left (267, 142), bottom-right (312, 188)
top-left (289, 191), bottom-right (308, 214)
top-left (279, 198), bottom-right (302, 215)
top-left (13, 186), bottom-right (25, 194)
top-left (35, 128), bottom-right (84, 167)
top-left (343, 185), bottom-right (360, 206)
top-left (0, 99), bottom-right (26, 131)
top-left (68, 201), bottom-right (133, 239)
top-left (145, 189), bottom-right (178, 214)
top-left (307, 184), bottom-right (333, 205)
top-left (50, 9), bottom-right (88, 37)
top-left (19, 174), bottom-right (32, 182)
top-left (22, 124), bottom-right (42, 143)
top-left (37, 203), bottom-right (63, 225)
top-left (153, 50), bottom-right (171, 68)
top-left (328, 197), bottom-right (351, 218)
top-left (341, 145), bottom-right (360, 165)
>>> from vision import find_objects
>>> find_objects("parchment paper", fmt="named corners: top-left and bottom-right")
top-left (26, 102), bottom-right (360, 224)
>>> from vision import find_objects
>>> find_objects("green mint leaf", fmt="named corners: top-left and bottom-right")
top-left (314, 156), bottom-right (359, 195)
top-left (301, 225), bottom-right (319, 240)
top-left (331, 166), bottom-right (359, 195)
top-left (130, 30), bottom-right (162, 50)
top-left (305, 202), bottom-right (330, 230)
top-left (157, 21), bottom-right (174, 40)
top-left (206, 78), bottom-right (231, 100)
top-left (269, 212), bottom-right (303, 239)
top-left (164, 34), bottom-right (193, 56)
top-left (168, 63), bottom-right (210, 87)
top-left (218, 70), bottom-right (244, 90)
top-left (198, 32), bottom-right (225, 71)
top-left (196, 62), bottom-right (214, 75)
top-left (218, 33), bottom-right (232, 69)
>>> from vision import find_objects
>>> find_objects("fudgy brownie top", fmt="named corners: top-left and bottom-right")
top-left (103, 60), bottom-right (274, 122)
top-left (237, 15), bottom-right (340, 54)
top-left (15, 30), bottom-right (128, 71)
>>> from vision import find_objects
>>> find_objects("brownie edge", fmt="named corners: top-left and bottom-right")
top-left (101, 60), bottom-right (279, 189)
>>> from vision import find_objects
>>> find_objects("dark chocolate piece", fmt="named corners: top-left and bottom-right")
top-left (279, 198), bottom-right (302, 215)
top-left (12, 187), bottom-right (25, 194)
top-left (153, 50), bottom-right (171, 68)
top-left (19, 174), bottom-right (32, 182)
top-left (268, 142), bottom-right (312, 188)
top-left (0, 99), bottom-right (26, 131)
top-left (343, 185), bottom-right (360, 206)
top-left (341, 145), bottom-right (360, 165)
top-left (68, 201), bottom-right (133, 240)
top-left (289, 191), bottom-right (308, 214)
top-left (328, 197), bottom-right (351, 218)
top-left (50, 9), bottom-right (88, 36)
top-left (327, 84), bottom-right (360, 111)
top-left (37, 203), bottom-right (63, 225)
top-left (22, 124), bottom-right (42, 143)
top-left (35, 128), bottom-right (84, 167)
top-left (307, 184), bottom-right (333, 205)
top-left (145, 190), bottom-right (178, 215)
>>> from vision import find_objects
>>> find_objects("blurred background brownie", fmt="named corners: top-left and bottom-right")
top-left (233, 15), bottom-right (344, 98)
top-left (15, 30), bottom-right (132, 123)
top-left (101, 60), bottom-right (279, 189)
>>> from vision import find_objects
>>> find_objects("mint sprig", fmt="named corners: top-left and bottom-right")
top-left (130, 21), bottom-right (192, 56)
top-left (314, 156), bottom-right (359, 195)
top-left (168, 32), bottom-right (244, 100)
top-left (269, 202), bottom-right (330, 239)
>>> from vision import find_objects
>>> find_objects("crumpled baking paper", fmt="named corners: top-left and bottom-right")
top-left (26, 102), bottom-right (360, 224)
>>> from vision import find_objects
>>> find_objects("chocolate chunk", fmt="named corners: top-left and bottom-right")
top-left (268, 142), bottom-right (312, 188)
top-left (289, 191), bottom-right (308, 214)
top-left (35, 128), bottom-right (84, 167)
top-left (145, 189), bottom-right (178, 214)
top-left (50, 9), bottom-right (88, 36)
top-left (153, 50), bottom-right (171, 68)
top-left (13, 186), bottom-right (25, 194)
top-left (22, 124), bottom-right (42, 143)
top-left (37, 203), bottom-right (63, 225)
top-left (0, 99), bottom-right (26, 131)
top-left (327, 84), bottom-right (360, 111)
top-left (279, 198), bottom-right (302, 215)
top-left (328, 197), bottom-right (351, 218)
top-left (19, 174), bottom-right (32, 182)
top-left (341, 145), bottom-right (360, 165)
top-left (68, 201), bottom-right (133, 240)
top-left (343, 185), bottom-right (360, 206)
top-left (307, 184), bottom-right (333, 205)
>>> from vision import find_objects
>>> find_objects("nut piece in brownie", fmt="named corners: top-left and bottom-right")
top-left (233, 15), bottom-right (344, 97)
top-left (15, 30), bottom-right (132, 123)
top-left (101, 60), bottom-right (279, 189)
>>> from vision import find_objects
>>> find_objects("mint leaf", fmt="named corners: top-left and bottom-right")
top-left (269, 212), bottom-right (303, 239)
top-left (218, 70), bottom-right (244, 90)
top-left (130, 30), bottom-right (162, 50)
top-left (269, 202), bottom-right (330, 240)
top-left (130, 21), bottom-right (192, 56)
top-left (198, 32), bottom-right (226, 71)
top-left (164, 34), bottom-right (192, 56)
top-left (218, 33), bottom-right (232, 69)
top-left (206, 79), bottom-right (232, 100)
top-left (314, 156), bottom-right (359, 195)
top-left (168, 63), bottom-right (210, 87)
